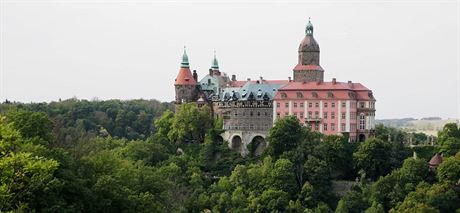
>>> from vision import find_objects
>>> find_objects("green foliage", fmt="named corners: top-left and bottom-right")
top-left (335, 190), bottom-right (368, 213)
top-left (1, 102), bottom-right (459, 213)
top-left (437, 156), bottom-right (460, 185)
top-left (0, 116), bottom-right (59, 211)
top-left (437, 123), bottom-right (460, 156)
top-left (353, 138), bottom-right (392, 180)
top-left (1, 99), bottom-right (174, 144)
top-left (266, 116), bottom-right (306, 159)
top-left (7, 110), bottom-right (54, 143)
top-left (167, 103), bottom-right (213, 143)
top-left (391, 182), bottom-right (459, 213)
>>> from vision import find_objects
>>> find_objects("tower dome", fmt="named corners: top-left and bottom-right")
top-left (298, 18), bottom-right (320, 65)
top-left (293, 18), bottom-right (324, 82)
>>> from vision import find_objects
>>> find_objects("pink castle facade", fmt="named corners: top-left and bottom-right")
top-left (273, 19), bottom-right (376, 142)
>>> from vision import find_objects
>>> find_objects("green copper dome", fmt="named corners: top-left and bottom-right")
top-left (306, 18), bottom-right (314, 36)
top-left (211, 51), bottom-right (219, 70)
top-left (181, 47), bottom-right (189, 68)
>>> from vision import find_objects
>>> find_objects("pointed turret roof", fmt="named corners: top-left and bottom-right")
top-left (181, 47), bottom-right (190, 68)
top-left (306, 17), bottom-right (314, 36)
top-left (175, 47), bottom-right (196, 85)
top-left (211, 50), bottom-right (219, 70)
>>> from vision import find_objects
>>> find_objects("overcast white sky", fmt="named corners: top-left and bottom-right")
top-left (1, 0), bottom-right (459, 119)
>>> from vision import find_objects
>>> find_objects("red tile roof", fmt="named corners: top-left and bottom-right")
top-left (175, 67), bottom-right (196, 85)
top-left (279, 81), bottom-right (370, 91)
top-left (429, 153), bottom-right (443, 166)
top-left (273, 81), bottom-right (374, 100)
top-left (293, 64), bottom-right (324, 71)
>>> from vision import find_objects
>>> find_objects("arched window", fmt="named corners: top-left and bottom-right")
top-left (359, 113), bottom-right (365, 130)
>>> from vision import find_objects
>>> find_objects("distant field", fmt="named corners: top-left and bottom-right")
top-left (376, 118), bottom-right (460, 136)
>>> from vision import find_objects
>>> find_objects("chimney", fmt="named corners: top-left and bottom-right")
top-left (231, 74), bottom-right (236, 81)
top-left (332, 78), bottom-right (336, 84)
top-left (260, 76), bottom-right (264, 82)
top-left (209, 69), bottom-right (213, 76)
top-left (247, 78), bottom-right (251, 81)
top-left (193, 70), bottom-right (198, 82)
top-left (288, 77), bottom-right (292, 82)
top-left (348, 80), bottom-right (353, 88)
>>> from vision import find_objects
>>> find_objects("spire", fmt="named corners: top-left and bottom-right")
top-left (306, 17), bottom-right (314, 36)
top-left (181, 46), bottom-right (189, 68)
top-left (211, 50), bottom-right (219, 70)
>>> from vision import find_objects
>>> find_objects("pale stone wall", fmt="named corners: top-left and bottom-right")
top-left (222, 130), bottom-right (268, 156)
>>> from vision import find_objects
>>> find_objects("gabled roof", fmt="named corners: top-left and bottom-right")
top-left (220, 81), bottom-right (285, 102)
top-left (229, 80), bottom-right (290, 87)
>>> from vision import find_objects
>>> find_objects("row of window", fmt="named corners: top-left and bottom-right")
top-left (276, 111), bottom-right (358, 120)
top-left (229, 111), bottom-right (271, 117)
top-left (277, 101), bottom-right (346, 109)
top-left (276, 101), bottom-right (376, 110)
top-left (224, 124), bottom-right (271, 130)
top-left (305, 123), bottom-right (348, 132)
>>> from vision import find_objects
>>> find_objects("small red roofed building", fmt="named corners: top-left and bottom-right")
top-left (429, 153), bottom-right (443, 171)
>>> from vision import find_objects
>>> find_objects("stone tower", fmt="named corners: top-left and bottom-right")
top-left (293, 18), bottom-right (324, 82)
top-left (174, 48), bottom-right (198, 104)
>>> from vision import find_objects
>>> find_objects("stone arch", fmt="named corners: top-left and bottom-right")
top-left (216, 135), bottom-right (224, 145)
top-left (249, 135), bottom-right (267, 156)
top-left (358, 134), bottom-right (366, 142)
top-left (231, 135), bottom-right (242, 151)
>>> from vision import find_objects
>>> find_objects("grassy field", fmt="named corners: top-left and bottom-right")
top-left (377, 118), bottom-right (460, 136)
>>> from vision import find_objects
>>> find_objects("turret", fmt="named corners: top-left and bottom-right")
top-left (174, 47), bottom-right (198, 104)
top-left (210, 50), bottom-right (221, 76)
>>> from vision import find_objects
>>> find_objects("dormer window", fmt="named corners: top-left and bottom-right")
top-left (257, 89), bottom-right (263, 97)
top-left (296, 92), bottom-right (303, 98)
top-left (348, 91), bottom-right (355, 98)
top-left (312, 92), bottom-right (318, 98)
top-left (328, 91), bottom-right (334, 98)
top-left (281, 93), bottom-right (287, 98)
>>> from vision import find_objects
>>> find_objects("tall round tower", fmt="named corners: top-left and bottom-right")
top-left (174, 48), bottom-right (198, 104)
top-left (293, 18), bottom-right (324, 82)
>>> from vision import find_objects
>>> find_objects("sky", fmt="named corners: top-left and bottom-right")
top-left (0, 0), bottom-right (459, 119)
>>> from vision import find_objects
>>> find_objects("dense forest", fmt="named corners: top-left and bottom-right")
top-left (0, 99), bottom-right (459, 212)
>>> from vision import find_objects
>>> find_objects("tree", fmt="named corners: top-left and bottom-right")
top-left (7, 110), bottom-right (54, 143)
top-left (167, 104), bottom-right (212, 143)
top-left (437, 123), bottom-right (460, 143)
top-left (269, 158), bottom-right (297, 194)
top-left (248, 188), bottom-right (290, 212)
top-left (438, 137), bottom-right (460, 157)
top-left (437, 156), bottom-right (460, 185)
top-left (0, 116), bottom-right (59, 211)
top-left (353, 138), bottom-right (392, 179)
top-left (369, 158), bottom-right (428, 211)
top-left (266, 116), bottom-right (306, 159)
top-left (335, 190), bottom-right (368, 213)
top-left (153, 110), bottom-right (174, 139)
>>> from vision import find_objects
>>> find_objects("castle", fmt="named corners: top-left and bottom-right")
top-left (174, 19), bottom-right (376, 156)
